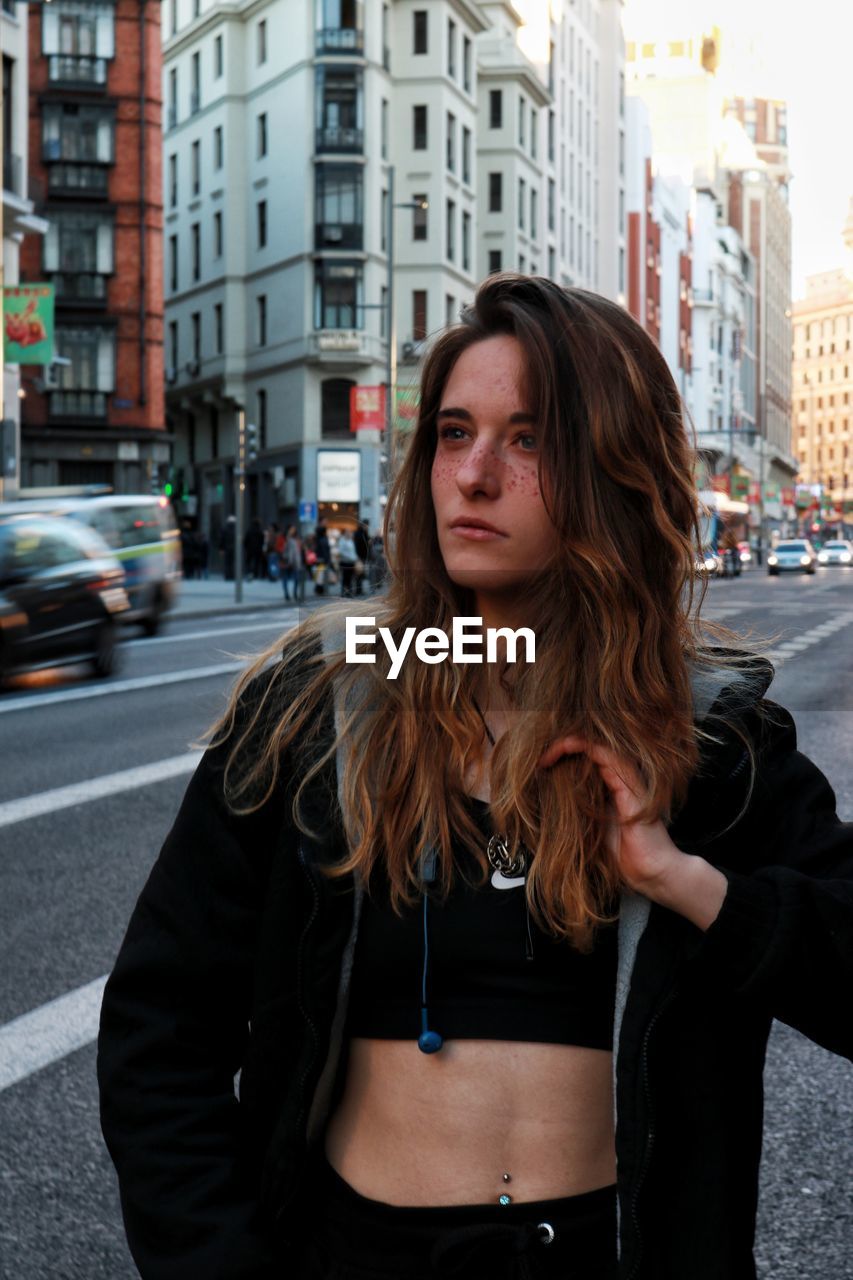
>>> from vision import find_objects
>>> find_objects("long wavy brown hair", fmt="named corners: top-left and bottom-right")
top-left (207, 274), bottom-right (757, 950)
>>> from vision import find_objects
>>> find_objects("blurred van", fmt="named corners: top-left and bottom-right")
top-left (0, 493), bottom-right (181, 634)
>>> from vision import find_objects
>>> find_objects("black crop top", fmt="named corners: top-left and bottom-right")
top-left (346, 797), bottom-right (618, 1050)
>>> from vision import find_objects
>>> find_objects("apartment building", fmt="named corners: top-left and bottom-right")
top-left (161, 0), bottom-right (626, 547)
top-left (791, 204), bottom-right (853, 531)
top-left (19, 0), bottom-right (166, 491)
top-left (2, 0), bottom-right (48, 498)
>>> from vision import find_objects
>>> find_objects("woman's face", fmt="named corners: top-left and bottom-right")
top-left (430, 335), bottom-right (557, 606)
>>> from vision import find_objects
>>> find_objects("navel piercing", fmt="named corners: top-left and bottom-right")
top-left (499, 1172), bottom-right (512, 1204)
top-left (502, 1172), bottom-right (512, 1183)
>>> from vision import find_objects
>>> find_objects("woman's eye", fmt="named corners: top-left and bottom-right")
top-left (438, 426), bottom-right (467, 441)
top-left (516, 433), bottom-right (538, 451)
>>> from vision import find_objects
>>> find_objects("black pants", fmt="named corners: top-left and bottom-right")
top-left (297, 1155), bottom-right (618, 1279)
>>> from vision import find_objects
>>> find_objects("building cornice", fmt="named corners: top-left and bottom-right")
top-left (449, 0), bottom-right (491, 35)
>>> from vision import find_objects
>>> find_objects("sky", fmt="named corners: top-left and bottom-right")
top-left (620, 0), bottom-right (853, 298)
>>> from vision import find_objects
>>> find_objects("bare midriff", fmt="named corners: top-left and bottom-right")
top-left (324, 1038), bottom-right (617, 1206)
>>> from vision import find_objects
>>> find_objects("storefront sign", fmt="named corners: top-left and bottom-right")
top-left (3, 284), bottom-right (54, 365)
top-left (318, 450), bottom-right (361, 502)
top-left (350, 385), bottom-right (386, 432)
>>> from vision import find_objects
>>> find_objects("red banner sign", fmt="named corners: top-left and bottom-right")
top-left (349, 385), bottom-right (386, 432)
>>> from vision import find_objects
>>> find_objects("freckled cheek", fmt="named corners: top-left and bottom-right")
top-left (503, 463), bottom-right (543, 497)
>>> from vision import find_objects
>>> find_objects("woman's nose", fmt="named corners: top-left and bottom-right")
top-left (455, 440), bottom-right (502, 498)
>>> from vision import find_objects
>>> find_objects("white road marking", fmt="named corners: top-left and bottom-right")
top-left (0, 976), bottom-right (107, 1093)
top-left (0, 662), bottom-right (243, 715)
top-left (126, 620), bottom-right (289, 648)
top-left (766, 612), bottom-right (853, 667)
top-left (0, 752), bottom-right (203, 830)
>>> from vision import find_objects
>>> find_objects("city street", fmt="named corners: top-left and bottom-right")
top-left (1, 572), bottom-right (852, 1279)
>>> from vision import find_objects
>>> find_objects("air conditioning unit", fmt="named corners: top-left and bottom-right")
top-left (401, 340), bottom-right (424, 361)
top-left (165, 366), bottom-right (178, 385)
top-left (185, 359), bottom-right (200, 377)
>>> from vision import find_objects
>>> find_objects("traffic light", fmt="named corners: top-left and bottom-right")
top-left (246, 421), bottom-right (259, 464)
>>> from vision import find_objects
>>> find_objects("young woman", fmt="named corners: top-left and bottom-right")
top-left (98, 275), bottom-right (853, 1280)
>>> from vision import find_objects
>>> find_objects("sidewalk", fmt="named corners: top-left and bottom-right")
top-left (170, 575), bottom-right (313, 621)
top-left (170, 575), bottom-right (374, 621)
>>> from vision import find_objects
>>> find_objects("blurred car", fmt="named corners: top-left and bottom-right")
top-left (718, 546), bottom-right (742, 577)
top-left (0, 514), bottom-right (129, 682)
top-left (767, 539), bottom-right (818, 576)
top-left (738, 541), bottom-right (752, 565)
top-left (816, 539), bottom-right (853, 567)
top-left (0, 494), bottom-right (180, 634)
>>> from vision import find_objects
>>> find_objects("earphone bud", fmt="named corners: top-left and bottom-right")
top-left (418, 1008), bottom-right (444, 1054)
top-left (418, 848), bottom-right (444, 1055)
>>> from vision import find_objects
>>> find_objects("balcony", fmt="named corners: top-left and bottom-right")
top-left (47, 164), bottom-right (110, 197)
top-left (52, 272), bottom-right (109, 305)
top-left (3, 151), bottom-right (22, 197)
top-left (307, 329), bottom-right (370, 366)
top-left (47, 55), bottom-right (108, 89)
top-left (315, 221), bottom-right (363, 250)
top-left (315, 126), bottom-right (363, 154)
top-left (315, 27), bottom-right (364, 55)
top-left (48, 390), bottom-right (108, 419)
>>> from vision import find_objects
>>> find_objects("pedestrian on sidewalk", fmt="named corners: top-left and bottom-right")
top-left (244, 518), bottom-right (266, 582)
top-left (98, 274), bottom-right (853, 1280)
top-left (353, 519), bottom-right (370, 596)
top-left (336, 528), bottom-right (358, 598)
top-left (280, 525), bottom-right (302, 603)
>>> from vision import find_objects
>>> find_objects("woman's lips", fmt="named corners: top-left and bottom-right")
top-left (449, 524), bottom-right (507, 540)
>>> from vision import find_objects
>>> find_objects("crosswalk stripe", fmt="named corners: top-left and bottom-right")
top-left (0, 752), bottom-right (203, 830)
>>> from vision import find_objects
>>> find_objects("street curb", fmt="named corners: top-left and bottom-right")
top-left (168, 602), bottom-right (302, 623)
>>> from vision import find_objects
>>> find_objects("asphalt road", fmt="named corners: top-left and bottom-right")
top-left (0, 573), bottom-right (851, 1279)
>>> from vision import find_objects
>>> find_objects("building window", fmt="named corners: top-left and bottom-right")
top-left (192, 0), bottom-right (200, 18)
top-left (380, 285), bottom-right (388, 339)
top-left (413, 9), bottom-right (427, 54)
top-left (214, 33), bottom-right (223, 77)
top-left (530, 188), bottom-right (537, 238)
top-left (446, 199), bottom-right (455, 262)
top-left (489, 89), bottom-right (502, 129)
top-left (42, 102), bottom-right (115, 167)
top-left (412, 290), bottom-right (427, 341)
top-left (257, 19), bottom-right (267, 64)
top-left (548, 178), bottom-right (555, 231)
top-left (446, 112), bottom-right (455, 172)
top-left (315, 65), bottom-right (364, 153)
top-left (213, 125), bottom-right (223, 169)
top-left (257, 112), bottom-right (267, 158)
top-left (314, 261), bottom-right (364, 330)
top-left (213, 210), bottom-right (222, 257)
top-left (382, 3), bottom-right (390, 69)
top-left (191, 311), bottom-right (201, 363)
top-left (488, 250), bottom-right (502, 274)
top-left (169, 0), bottom-right (176, 37)
top-left (447, 18), bottom-right (456, 77)
top-left (168, 153), bottom-right (177, 207)
top-left (531, 109), bottom-right (537, 159)
top-left (257, 294), bottom-right (267, 346)
top-left (191, 139), bottom-right (200, 196)
top-left (381, 97), bottom-right (388, 159)
top-left (257, 200), bottom-right (267, 248)
top-left (315, 164), bottom-right (364, 250)
top-left (257, 388), bottom-right (267, 449)
top-left (413, 104), bottom-right (427, 150)
top-left (489, 172), bottom-right (502, 212)
top-left (412, 192), bottom-right (427, 241)
top-left (548, 110), bottom-right (555, 162)
top-left (462, 210), bottom-right (470, 272)
top-left (462, 126), bottom-right (471, 184)
top-left (191, 223), bottom-right (200, 281)
top-left (445, 293), bottom-right (455, 327)
top-left (380, 189), bottom-right (388, 252)
top-left (42, 1), bottom-right (115, 63)
top-left (168, 321), bottom-right (178, 372)
top-left (321, 378), bottom-right (355, 440)
top-left (518, 96), bottom-right (525, 147)
top-left (463, 36), bottom-right (472, 92)
top-left (168, 68), bottom-right (177, 127)
top-left (214, 302), bottom-right (223, 354)
top-left (169, 234), bottom-right (178, 291)
top-left (190, 52), bottom-right (200, 114)
top-left (518, 178), bottom-right (525, 230)
top-left (43, 210), bottom-right (114, 301)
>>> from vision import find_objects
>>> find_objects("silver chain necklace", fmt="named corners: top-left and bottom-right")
top-left (471, 695), bottom-right (528, 881)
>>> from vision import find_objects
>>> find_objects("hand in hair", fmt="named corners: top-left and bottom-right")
top-left (538, 737), bottom-right (728, 930)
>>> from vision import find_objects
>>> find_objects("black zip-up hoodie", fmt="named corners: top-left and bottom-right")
top-left (97, 639), bottom-right (853, 1279)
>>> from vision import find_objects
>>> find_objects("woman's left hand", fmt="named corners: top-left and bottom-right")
top-left (538, 736), bottom-right (729, 928)
top-left (537, 736), bottom-right (683, 895)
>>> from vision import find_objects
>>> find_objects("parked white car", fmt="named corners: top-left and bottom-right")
top-left (767, 540), bottom-right (818, 575)
top-left (817, 540), bottom-right (853, 567)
